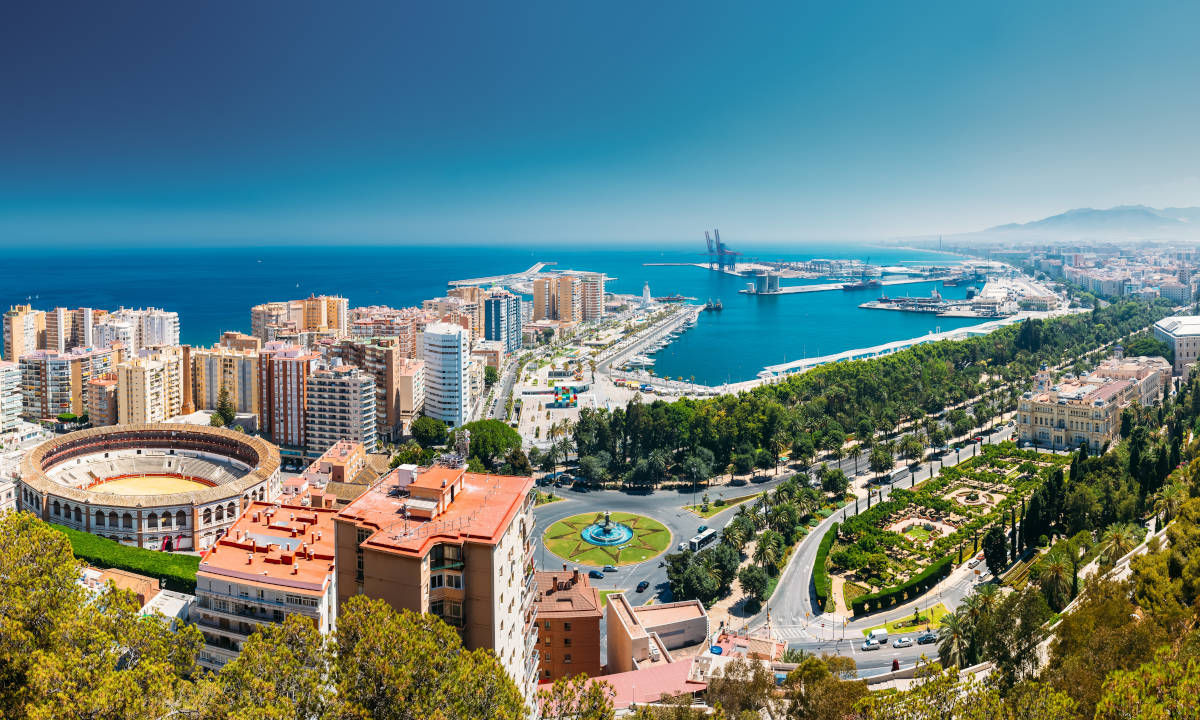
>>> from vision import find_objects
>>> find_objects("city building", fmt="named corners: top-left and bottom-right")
top-left (0, 361), bottom-right (20, 435)
top-left (347, 306), bottom-right (432, 358)
top-left (219, 331), bottom-right (262, 353)
top-left (1153, 315), bottom-right (1200, 375)
top-left (93, 317), bottom-right (137, 353)
top-left (85, 373), bottom-right (119, 427)
top-left (532, 567), bottom-right (602, 681)
top-left (419, 322), bottom-right (469, 427)
top-left (191, 345), bottom-right (260, 415)
top-left (532, 277), bottom-right (555, 322)
top-left (555, 275), bottom-right (581, 323)
top-left (251, 296), bottom-right (349, 343)
top-left (194, 500), bottom-right (338, 669)
top-left (448, 286), bottom-right (486, 332)
top-left (258, 342), bottom-right (321, 465)
top-left (333, 460), bottom-right (538, 698)
top-left (3, 304), bottom-right (45, 362)
top-left (605, 593), bottom-right (708, 674)
top-left (484, 289), bottom-right (523, 354)
top-left (300, 440), bottom-right (366, 488)
top-left (305, 364), bottom-right (377, 459)
top-left (1091, 352), bottom-right (1172, 405)
top-left (117, 348), bottom-right (184, 424)
top-left (106, 307), bottom-right (181, 351)
top-left (20, 347), bottom-right (119, 419)
top-left (1017, 369), bottom-right (1137, 452)
top-left (45, 307), bottom-right (95, 353)
top-left (327, 337), bottom-right (424, 442)
top-left (579, 273), bottom-right (606, 321)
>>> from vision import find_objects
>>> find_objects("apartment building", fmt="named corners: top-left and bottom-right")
top-left (86, 373), bottom-right (119, 427)
top-left (105, 307), bottom-right (180, 351)
top-left (192, 345), bottom-right (260, 415)
top-left (20, 347), bottom-right (119, 419)
top-left (117, 348), bottom-right (184, 424)
top-left (219, 331), bottom-right (262, 353)
top-left (555, 275), bottom-right (581, 323)
top-left (333, 461), bottom-right (538, 698)
top-left (579, 273), bottom-right (606, 321)
top-left (305, 365), bottom-right (377, 459)
top-left (0, 361), bottom-right (20, 435)
top-left (423, 297), bottom-right (478, 342)
top-left (194, 501), bottom-right (338, 670)
top-left (448, 287), bottom-right (486, 332)
top-left (94, 317), bottom-right (137, 353)
top-left (347, 306), bottom-right (432, 357)
top-left (251, 296), bottom-right (349, 343)
top-left (45, 307), bottom-right (95, 353)
top-left (532, 277), bottom-right (555, 322)
top-left (1153, 315), bottom-right (1200, 375)
top-left (3, 304), bottom-right (45, 362)
top-left (484, 289), bottom-right (523, 354)
top-left (258, 342), bottom-right (321, 465)
top-left (532, 567), bottom-right (602, 681)
top-left (327, 337), bottom-right (424, 442)
top-left (419, 323), bottom-right (469, 427)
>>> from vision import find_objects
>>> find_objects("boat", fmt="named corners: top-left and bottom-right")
top-left (703, 299), bottom-right (723, 311)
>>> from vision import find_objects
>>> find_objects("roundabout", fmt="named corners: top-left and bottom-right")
top-left (544, 511), bottom-right (672, 567)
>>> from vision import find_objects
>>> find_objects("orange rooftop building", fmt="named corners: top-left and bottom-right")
top-left (193, 500), bottom-right (338, 670)
top-left (334, 459), bottom-right (538, 698)
top-left (533, 566), bottom-right (603, 681)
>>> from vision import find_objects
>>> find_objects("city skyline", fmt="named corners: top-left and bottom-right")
top-left (2, 2), bottom-right (1200, 247)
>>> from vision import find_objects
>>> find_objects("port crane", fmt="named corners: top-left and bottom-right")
top-left (704, 229), bottom-right (743, 271)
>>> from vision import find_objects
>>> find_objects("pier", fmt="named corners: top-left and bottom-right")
top-left (739, 276), bottom-right (937, 295)
top-left (449, 262), bottom-right (554, 287)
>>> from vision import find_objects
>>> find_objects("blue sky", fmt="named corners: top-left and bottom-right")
top-left (1, 1), bottom-right (1198, 246)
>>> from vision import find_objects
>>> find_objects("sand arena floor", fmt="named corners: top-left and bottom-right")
top-left (89, 475), bottom-right (211, 495)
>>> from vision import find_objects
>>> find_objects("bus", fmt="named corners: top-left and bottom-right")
top-left (689, 527), bottom-right (718, 551)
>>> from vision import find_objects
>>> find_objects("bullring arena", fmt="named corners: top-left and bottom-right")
top-left (18, 424), bottom-right (281, 552)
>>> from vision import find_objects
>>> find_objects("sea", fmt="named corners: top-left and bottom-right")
top-left (0, 243), bottom-right (980, 385)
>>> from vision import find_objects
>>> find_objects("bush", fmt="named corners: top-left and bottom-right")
top-left (50, 523), bottom-right (199, 593)
top-left (850, 554), bottom-right (953, 615)
top-left (812, 522), bottom-right (838, 611)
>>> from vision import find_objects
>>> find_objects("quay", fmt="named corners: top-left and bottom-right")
top-left (449, 262), bottom-right (555, 287)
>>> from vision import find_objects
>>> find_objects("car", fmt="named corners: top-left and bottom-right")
top-left (893, 636), bottom-right (913, 648)
top-left (917, 631), bottom-right (938, 645)
top-left (697, 525), bottom-right (708, 533)
top-left (603, 565), bottom-right (616, 572)
top-left (678, 542), bottom-right (687, 551)
top-left (588, 570), bottom-right (604, 579)
top-left (636, 581), bottom-right (650, 593)
top-left (861, 639), bottom-right (880, 651)
top-left (973, 436), bottom-right (984, 442)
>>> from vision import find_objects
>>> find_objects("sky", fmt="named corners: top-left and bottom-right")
top-left (2, 1), bottom-right (1199, 247)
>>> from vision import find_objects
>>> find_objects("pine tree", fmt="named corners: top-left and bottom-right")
top-left (217, 384), bottom-right (236, 427)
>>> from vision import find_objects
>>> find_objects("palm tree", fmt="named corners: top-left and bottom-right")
top-left (1038, 547), bottom-right (1073, 611)
top-left (1100, 523), bottom-right (1141, 565)
top-left (937, 610), bottom-right (972, 669)
top-left (753, 530), bottom-right (784, 571)
top-left (972, 582), bottom-right (999, 616)
top-left (1153, 481), bottom-right (1188, 524)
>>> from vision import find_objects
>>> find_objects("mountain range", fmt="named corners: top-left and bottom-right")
top-left (907, 205), bottom-right (1200, 245)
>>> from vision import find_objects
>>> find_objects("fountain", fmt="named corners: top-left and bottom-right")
top-left (580, 511), bottom-right (634, 546)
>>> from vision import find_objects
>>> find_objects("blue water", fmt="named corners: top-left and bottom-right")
top-left (0, 243), bottom-right (977, 384)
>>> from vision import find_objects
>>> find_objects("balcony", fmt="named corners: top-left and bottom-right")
top-left (525, 649), bottom-right (540, 681)
top-left (195, 616), bottom-right (257, 639)
top-left (525, 625), bottom-right (539, 658)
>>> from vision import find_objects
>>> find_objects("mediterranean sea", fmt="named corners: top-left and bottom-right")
top-left (0, 243), bottom-right (979, 385)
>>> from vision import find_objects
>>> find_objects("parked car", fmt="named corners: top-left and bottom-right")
top-left (917, 631), bottom-right (938, 645)
top-left (893, 636), bottom-right (913, 648)
top-left (861, 639), bottom-right (881, 651)
top-left (603, 565), bottom-right (616, 572)
top-left (697, 525), bottom-right (708, 533)
top-left (588, 570), bottom-right (604, 579)
top-left (636, 581), bottom-right (650, 593)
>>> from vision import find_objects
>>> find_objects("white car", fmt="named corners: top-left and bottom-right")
top-left (893, 636), bottom-right (913, 648)
top-left (861, 639), bottom-right (881, 651)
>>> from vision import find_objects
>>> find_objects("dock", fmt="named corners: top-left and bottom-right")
top-left (740, 276), bottom-right (935, 295)
top-left (449, 262), bottom-right (555, 287)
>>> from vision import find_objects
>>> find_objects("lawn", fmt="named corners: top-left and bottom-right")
top-left (860, 602), bottom-right (950, 637)
top-left (903, 525), bottom-right (932, 542)
top-left (543, 511), bottom-right (672, 567)
top-left (684, 492), bottom-right (760, 518)
top-left (535, 491), bottom-right (563, 506)
top-left (599, 589), bottom-right (621, 607)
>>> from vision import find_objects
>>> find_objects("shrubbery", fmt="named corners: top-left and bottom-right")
top-left (812, 522), bottom-right (837, 611)
top-left (850, 554), bottom-right (953, 615)
top-left (51, 523), bottom-right (199, 593)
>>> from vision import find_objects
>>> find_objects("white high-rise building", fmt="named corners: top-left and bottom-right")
top-left (94, 318), bottom-right (138, 353)
top-left (0, 361), bottom-right (20, 436)
top-left (419, 322), bottom-right (469, 427)
top-left (107, 307), bottom-right (181, 351)
top-left (642, 282), bottom-right (651, 306)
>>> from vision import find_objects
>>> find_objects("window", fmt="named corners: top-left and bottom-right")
top-left (563, 622), bottom-right (572, 632)
top-left (147, 513), bottom-right (158, 529)
top-left (564, 654), bottom-right (572, 664)
top-left (430, 574), bottom-right (444, 590)
top-left (564, 637), bottom-right (572, 647)
top-left (203, 508), bottom-right (212, 525)
top-left (177, 510), bottom-right (187, 527)
top-left (445, 574), bottom-right (462, 590)
top-left (95, 511), bottom-right (104, 527)
top-left (123, 513), bottom-right (133, 529)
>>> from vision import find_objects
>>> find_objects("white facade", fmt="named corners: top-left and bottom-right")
top-left (419, 322), bottom-right (469, 427)
top-left (488, 497), bottom-right (539, 699)
top-left (117, 349), bottom-right (183, 424)
top-left (1153, 316), bottom-right (1200, 375)
top-left (94, 318), bottom-right (138, 353)
top-left (0, 362), bottom-right (19, 435)
top-left (579, 273), bottom-right (606, 321)
top-left (108, 307), bottom-right (181, 351)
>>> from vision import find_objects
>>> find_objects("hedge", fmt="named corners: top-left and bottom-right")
top-left (812, 522), bottom-right (838, 611)
top-left (850, 553), bottom-right (954, 616)
top-left (51, 523), bottom-right (199, 593)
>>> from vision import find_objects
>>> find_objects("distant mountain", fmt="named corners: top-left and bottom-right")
top-left (984, 205), bottom-right (1196, 236)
